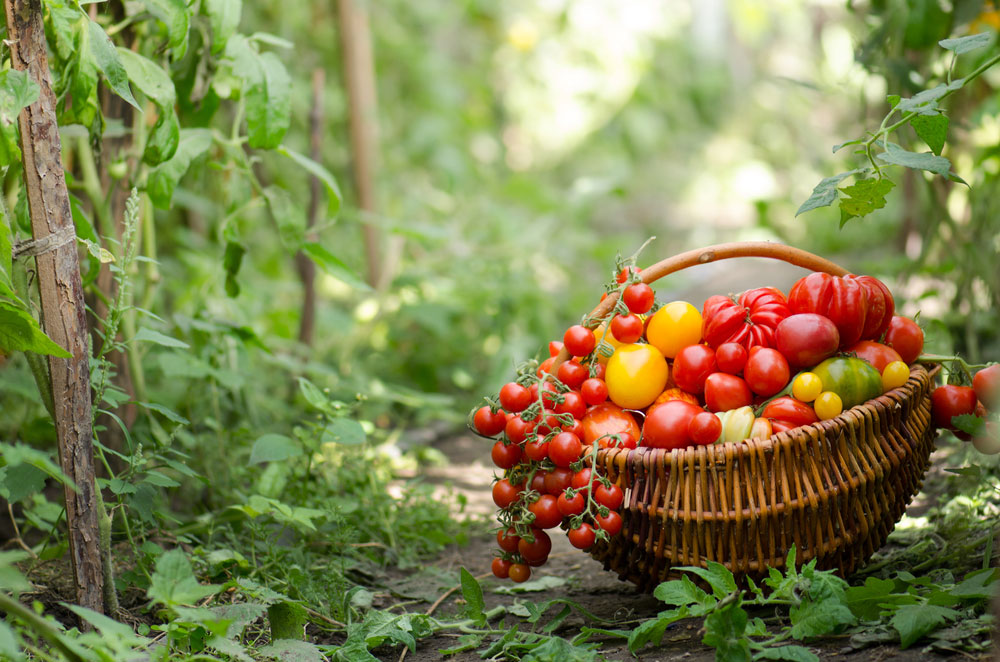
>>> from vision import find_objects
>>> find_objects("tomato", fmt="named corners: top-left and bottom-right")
top-left (528, 495), bottom-right (562, 529)
top-left (595, 510), bottom-right (623, 536)
top-left (492, 558), bottom-right (512, 579)
top-left (524, 435), bottom-right (549, 462)
top-left (557, 490), bottom-right (585, 516)
top-left (653, 387), bottom-right (701, 407)
top-left (646, 301), bottom-right (703, 358)
top-left (529, 471), bottom-right (547, 493)
top-left (704, 373), bottom-right (752, 412)
top-left (689, 411), bottom-right (723, 445)
top-left (606, 344), bottom-right (669, 408)
top-left (702, 287), bottom-right (791, 350)
top-left (749, 417), bottom-right (772, 440)
top-left (973, 421), bottom-right (1000, 455)
top-left (673, 344), bottom-right (717, 394)
top-left (492, 479), bottom-right (522, 508)
top-left (492, 441), bottom-right (522, 469)
top-left (623, 282), bottom-right (655, 314)
top-left (544, 468), bottom-right (573, 495)
top-left (548, 432), bottom-right (582, 468)
top-left (883, 316), bottom-right (924, 364)
top-left (931, 385), bottom-right (977, 429)
top-left (581, 402), bottom-right (641, 447)
top-left (611, 314), bottom-right (644, 344)
top-left (811, 357), bottom-right (883, 409)
top-left (554, 391), bottom-right (587, 420)
top-left (743, 348), bottom-right (790, 397)
top-left (593, 322), bottom-right (625, 364)
top-left (610, 432), bottom-right (637, 449)
top-left (761, 397), bottom-right (819, 427)
top-left (473, 406), bottom-right (506, 436)
top-left (814, 391), bottom-right (843, 420)
top-left (567, 522), bottom-right (597, 549)
top-left (716, 406), bottom-right (756, 443)
top-left (580, 378), bottom-right (609, 406)
top-left (562, 418), bottom-right (585, 439)
top-left (788, 272), bottom-right (868, 348)
top-left (548, 341), bottom-right (564, 357)
top-left (571, 468), bottom-right (592, 494)
top-left (529, 381), bottom-right (559, 409)
top-left (792, 372), bottom-right (823, 402)
top-left (564, 325), bottom-right (596, 357)
top-left (594, 483), bottom-right (624, 510)
top-left (973, 365), bottom-right (1000, 410)
top-left (716, 343), bottom-right (749, 374)
top-left (499, 383), bottom-right (531, 413)
top-left (848, 340), bottom-right (903, 373)
top-left (537, 357), bottom-right (555, 377)
top-left (617, 266), bottom-right (639, 283)
top-left (497, 528), bottom-right (520, 553)
top-left (509, 563), bottom-right (531, 583)
top-left (774, 313), bottom-right (840, 369)
top-left (881, 361), bottom-right (910, 392)
top-left (518, 529), bottom-right (552, 562)
top-left (642, 400), bottom-right (701, 449)
top-left (846, 275), bottom-right (895, 341)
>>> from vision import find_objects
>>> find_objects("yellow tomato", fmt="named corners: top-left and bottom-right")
top-left (881, 361), bottom-right (910, 392)
top-left (645, 301), bottom-right (702, 359)
top-left (792, 372), bottom-right (823, 402)
top-left (593, 321), bottom-right (625, 364)
top-left (814, 391), bottom-right (843, 420)
top-left (606, 343), bottom-right (669, 410)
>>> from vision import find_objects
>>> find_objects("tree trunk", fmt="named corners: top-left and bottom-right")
top-left (4, 0), bottom-right (104, 616)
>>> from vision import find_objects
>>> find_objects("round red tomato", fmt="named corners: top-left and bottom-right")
top-left (610, 314), bottom-right (644, 344)
top-left (673, 344), bottom-right (717, 394)
top-left (788, 273), bottom-right (868, 348)
top-left (557, 490), bottom-right (585, 516)
top-left (581, 402), bottom-right (641, 448)
top-left (518, 529), bottom-right (552, 563)
top-left (474, 406), bottom-right (506, 436)
top-left (571, 468), bottom-right (592, 493)
top-left (497, 528), bottom-right (520, 553)
top-left (548, 431), bottom-right (582, 467)
top-left (557, 361), bottom-right (588, 390)
top-left (847, 340), bottom-right (903, 373)
top-left (623, 282), bottom-right (655, 314)
top-left (744, 348), bottom-right (790, 397)
top-left (580, 378), bottom-right (609, 406)
top-left (563, 325), bottom-right (596, 357)
top-left (544, 468), bottom-right (573, 495)
top-left (884, 316), bottom-right (923, 364)
top-left (567, 522), bottom-right (597, 549)
top-left (974, 365), bottom-right (1000, 410)
top-left (716, 343), bottom-right (749, 374)
top-left (689, 410), bottom-right (723, 444)
top-left (492, 478), bottom-right (522, 509)
top-left (774, 313), bottom-right (840, 369)
top-left (492, 558), bottom-right (512, 579)
top-left (846, 274), bottom-right (895, 341)
top-left (931, 385), bottom-right (977, 429)
top-left (595, 510), bottom-right (623, 536)
top-left (554, 391), bottom-right (587, 420)
top-left (594, 483), bottom-right (624, 510)
top-left (642, 400), bottom-right (701, 449)
top-left (702, 287), bottom-right (791, 350)
top-left (704, 373), bottom-right (752, 412)
top-left (509, 563), bottom-right (531, 582)
top-left (505, 414), bottom-right (531, 444)
top-left (492, 441), bottom-right (522, 469)
top-left (528, 495), bottom-right (562, 529)
top-left (499, 383), bottom-right (531, 413)
top-left (524, 435), bottom-right (549, 462)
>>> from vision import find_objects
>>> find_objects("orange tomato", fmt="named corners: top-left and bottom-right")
top-left (581, 402), bottom-right (641, 448)
top-left (646, 301), bottom-right (702, 359)
top-left (652, 387), bottom-right (700, 407)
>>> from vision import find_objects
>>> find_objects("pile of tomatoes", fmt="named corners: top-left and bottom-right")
top-left (472, 262), bottom-right (1000, 582)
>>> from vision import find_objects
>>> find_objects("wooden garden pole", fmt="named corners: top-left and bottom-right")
top-left (4, 0), bottom-right (104, 615)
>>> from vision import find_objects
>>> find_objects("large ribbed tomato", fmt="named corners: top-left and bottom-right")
top-left (702, 287), bottom-right (791, 350)
top-left (847, 275), bottom-right (895, 341)
top-left (788, 273), bottom-right (868, 348)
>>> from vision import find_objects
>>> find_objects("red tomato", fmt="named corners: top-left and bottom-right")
top-left (530, 471), bottom-right (547, 493)
top-left (744, 348), bottom-right (790, 397)
top-left (704, 373), bottom-right (752, 412)
top-left (581, 402), bottom-right (641, 447)
top-left (623, 283), bottom-right (655, 314)
top-left (473, 406), bottom-right (506, 436)
top-left (610, 314), bottom-right (644, 344)
top-left (931, 385), bottom-right (977, 429)
top-left (557, 361), bottom-right (588, 390)
top-left (595, 510), bottom-right (623, 536)
top-left (548, 341), bottom-right (564, 357)
top-left (581, 378), bottom-right (609, 405)
top-left (847, 275), bottom-right (895, 341)
top-left (642, 400), bottom-right (701, 449)
top-left (673, 344), bottom-right (717, 394)
top-left (548, 432), bottom-right (582, 467)
top-left (974, 365), bottom-right (1000, 410)
top-left (554, 391), bottom-right (587, 420)
top-left (528, 495), bottom-right (562, 529)
top-left (563, 325), bottom-right (596, 357)
top-left (617, 266), bottom-right (639, 283)
top-left (571, 468), bottom-right (592, 494)
top-left (524, 435), bottom-right (549, 462)
top-left (497, 528), bottom-right (520, 553)
top-left (774, 313), bottom-right (840, 369)
top-left (492, 558), bottom-right (512, 579)
top-left (557, 490), bottom-right (585, 516)
top-left (716, 343), bottom-right (749, 374)
top-left (529, 381), bottom-right (559, 409)
top-left (848, 340), bottom-right (903, 373)
top-left (761, 396), bottom-right (819, 428)
top-left (562, 418), bottom-right (585, 439)
top-left (702, 287), bottom-right (791, 350)
top-left (492, 441), bottom-right (522, 469)
top-left (594, 483), bottom-right (624, 510)
top-left (884, 316), bottom-right (924, 364)
top-left (653, 387), bottom-right (701, 407)
top-left (612, 432), bottom-right (637, 449)
top-left (544, 468), bottom-right (573, 495)
top-left (509, 563), bottom-right (531, 582)
top-left (518, 529), bottom-right (552, 562)
top-left (499, 383), bottom-right (531, 413)
top-left (536, 356), bottom-right (555, 377)
top-left (567, 523), bottom-right (596, 549)
top-left (492, 479), bottom-right (522, 508)
top-left (788, 273), bottom-right (868, 348)
top-left (688, 411), bottom-right (722, 444)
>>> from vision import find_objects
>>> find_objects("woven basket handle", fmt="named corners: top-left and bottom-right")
top-left (551, 241), bottom-right (850, 370)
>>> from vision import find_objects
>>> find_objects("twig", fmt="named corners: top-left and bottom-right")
top-left (7, 502), bottom-right (36, 557)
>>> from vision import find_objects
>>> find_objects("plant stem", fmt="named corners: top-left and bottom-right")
top-left (95, 489), bottom-right (120, 614)
top-left (0, 591), bottom-right (88, 662)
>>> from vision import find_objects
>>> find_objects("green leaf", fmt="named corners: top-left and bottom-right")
top-left (143, 470), bottom-right (181, 488)
top-left (0, 444), bottom-right (76, 493)
top-left (262, 185), bottom-right (305, 249)
top-left (136, 401), bottom-right (190, 425)
top-left (947, 568), bottom-right (1000, 600)
top-left (844, 577), bottom-right (915, 620)
top-left (0, 302), bottom-right (72, 357)
top-left (789, 599), bottom-right (855, 639)
top-left (877, 142), bottom-right (953, 176)
top-left (0, 551), bottom-right (32, 594)
top-left (321, 419), bottom-right (366, 446)
top-left (838, 177), bottom-right (896, 223)
top-left (147, 128), bottom-right (213, 208)
top-left (891, 604), bottom-right (959, 648)
top-left (133, 327), bottom-right (189, 349)
top-left (140, 0), bottom-right (191, 59)
top-left (300, 242), bottom-right (371, 291)
top-left (0, 464), bottom-right (47, 503)
top-left (268, 602), bottom-right (307, 641)
top-left (297, 377), bottom-right (330, 412)
top-left (911, 114), bottom-right (948, 155)
top-left (247, 52), bottom-right (291, 149)
top-left (523, 636), bottom-right (600, 661)
top-left (249, 434), bottom-right (302, 464)
top-left (939, 33), bottom-right (992, 54)
top-left (0, 620), bottom-right (23, 662)
top-left (116, 48), bottom-right (176, 107)
top-left (677, 561), bottom-right (737, 599)
top-left (894, 81), bottom-right (963, 116)
top-left (86, 18), bottom-right (139, 110)
top-left (278, 146), bottom-right (342, 217)
top-left (754, 645), bottom-right (819, 662)
top-left (64, 604), bottom-right (148, 646)
top-left (653, 575), bottom-right (714, 610)
top-left (205, 0), bottom-right (241, 54)
top-left (702, 603), bottom-right (751, 662)
top-left (460, 568), bottom-right (486, 626)
top-left (796, 169), bottom-right (866, 216)
top-left (223, 240), bottom-right (246, 297)
top-left (0, 69), bottom-right (40, 167)
top-left (259, 639), bottom-right (324, 662)
top-left (148, 548), bottom-right (221, 607)
top-left (952, 413), bottom-right (986, 437)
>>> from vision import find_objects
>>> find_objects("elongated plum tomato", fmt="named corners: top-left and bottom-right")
top-left (581, 402), bottom-right (641, 447)
top-left (774, 313), bottom-right (840, 369)
top-left (884, 316), bottom-right (924, 365)
top-left (646, 301), bottom-right (703, 358)
top-left (847, 340), bottom-right (902, 373)
top-left (761, 397), bottom-right (819, 427)
top-left (606, 343), bottom-right (669, 409)
top-left (642, 400), bottom-right (701, 449)
top-left (672, 344), bottom-right (716, 395)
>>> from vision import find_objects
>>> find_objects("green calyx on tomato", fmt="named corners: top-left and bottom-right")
top-left (810, 357), bottom-right (883, 409)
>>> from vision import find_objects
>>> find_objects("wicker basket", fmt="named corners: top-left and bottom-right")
top-left (551, 242), bottom-right (938, 591)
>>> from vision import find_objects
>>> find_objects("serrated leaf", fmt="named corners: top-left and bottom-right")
top-left (677, 561), bottom-right (737, 599)
top-left (838, 177), bottom-right (895, 222)
top-left (321, 419), bottom-right (366, 446)
top-left (147, 128), bottom-right (213, 208)
top-left (460, 567), bottom-right (486, 626)
top-left (116, 48), bottom-right (176, 107)
top-left (0, 464), bottom-right (46, 503)
top-left (64, 604), bottom-right (148, 645)
top-left (86, 18), bottom-right (139, 109)
top-left (0, 302), bottom-right (72, 357)
top-left (278, 146), bottom-right (342, 217)
top-left (628, 609), bottom-right (686, 653)
top-left (301, 242), bottom-right (371, 291)
top-left (891, 604), bottom-right (959, 648)
top-left (887, 94), bottom-right (901, 109)
top-left (796, 169), bottom-right (866, 216)
top-left (81, 238), bottom-right (115, 264)
top-left (912, 114), bottom-right (948, 155)
top-left (939, 33), bottom-right (992, 54)
top-left (133, 327), bottom-right (189, 349)
top-left (790, 599), bottom-right (855, 639)
top-left (703, 603), bottom-right (751, 662)
top-left (653, 575), bottom-right (714, 609)
top-left (143, 470), bottom-right (181, 488)
top-left (205, 0), bottom-right (241, 54)
top-left (755, 645), bottom-right (820, 661)
top-left (877, 142), bottom-right (953, 176)
top-left (249, 434), bottom-right (302, 464)
top-left (0, 69), bottom-right (40, 167)
top-left (148, 548), bottom-right (221, 607)
top-left (844, 577), bottom-right (916, 620)
top-left (895, 80), bottom-right (963, 115)
top-left (140, 0), bottom-right (190, 59)
top-left (951, 413), bottom-right (986, 436)
top-left (947, 568), bottom-right (1000, 600)
top-left (247, 52), bottom-right (290, 149)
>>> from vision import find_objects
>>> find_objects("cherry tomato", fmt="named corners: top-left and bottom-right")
top-left (492, 441), bottom-right (522, 469)
top-left (646, 301), bottom-right (703, 358)
top-left (884, 316), bottom-right (923, 364)
top-left (492, 479), bottom-right (522, 508)
top-left (497, 528), bottom-right (520, 553)
top-left (508, 563), bottom-right (531, 583)
top-left (593, 322), bottom-right (624, 364)
top-left (744, 348), bottom-right (790, 397)
top-left (528, 495), bottom-right (562, 529)
top-left (595, 510), bottom-right (623, 536)
top-left (505, 413), bottom-right (531, 444)
top-left (688, 410), bottom-right (723, 445)
top-left (606, 343), bottom-right (670, 409)
top-left (529, 381), bottom-right (559, 409)
top-left (973, 365), bottom-right (1000, 410)
top-left (548, 341), bottom-right (564, 357)
top-left (518, 529), bottom-right (552, 562)
top-left (704, 373), bottom-right (752, 412)
top-left (848, 340), bottom-right (903, 373)
top-left (702, 287), bottom-right (791, 350)
top-left (623, 283), bottom-right (655, 314)
top-left (529, 471), bottom-right (548, 493)
top-left (564, 325), bottom-right (596, 357)
top-left (881, 361), bottom-right (910, 391)
top-left (581, 402), bottom-right (641, 447)
top-left (492, 558), bottom-right (512, 579)
top-left (642, 400), bottom-right (701, 449)
top-left (473, 407), bottom-right (506, 436)
top-left (792, 372), bottom-right (823, 402)
top-left (524, 435), bottom-right (549, 462)
top-left (788, 273), bottom-right (868, 348)
top-left (610, 432), bottom-right (637, 449)
top-left (548, 431), bottom-right (582, 468)
top-left (567, 523), bottom-right (597, 549)
top-left (595, 483), bottom-right (624, 510)
top-left (557, 490), bottom-right (585, 516)
top-left (672, 344), bottom-right (717, 395)
top-left (537, 356), bottom-right (555, 377)
top-left (716, 343), bottom-right (749, 374)
top-left (544, 468), bottom-right (573, 495)
top-left (562, 418), bottom-right (585, 439)
top-left (814, 391), bottom-right (843, 420)
top-left (761, 396), bottom-right (819, 427)
top-left (499, 382), bottom-right (531, 413)
top-left (571, 468), bottom-right (592, 494)
top-left (557, 361), bottom-right (588, 390)
top-left (931, 385), bottom-right (977, 429)
top-left (610, 314), bottom-right (644, 344)
top-left (581, 378), bottom-right (609, 406)
top-left (774, 313), bottom-right (840, 370)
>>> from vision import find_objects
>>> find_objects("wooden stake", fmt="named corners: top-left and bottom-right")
top-left (4, 0), bottom-right (104, 615)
